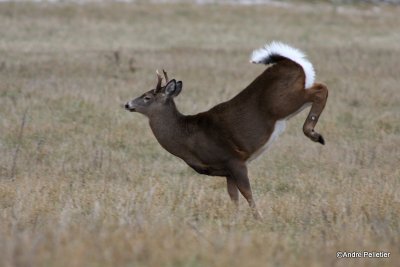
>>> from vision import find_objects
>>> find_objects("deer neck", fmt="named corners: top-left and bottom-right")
top-left (148, 102), bottom-right (187, 154)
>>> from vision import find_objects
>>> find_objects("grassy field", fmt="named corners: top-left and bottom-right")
top-left (0, 2), bottom-right (399, 267)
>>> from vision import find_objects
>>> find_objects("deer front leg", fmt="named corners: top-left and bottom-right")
top-left (226, 176), bottom-right (239, 207)
top-left (228, 162), bottom-right (262, 220)
top-left (303, 83), bottom-right (328, 145)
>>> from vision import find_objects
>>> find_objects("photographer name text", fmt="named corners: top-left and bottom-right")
top-left (337, 251), bottom-right (390, 259)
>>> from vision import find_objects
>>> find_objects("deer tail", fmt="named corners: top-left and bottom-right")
top-left (250, 41), bottom-right (315, 89)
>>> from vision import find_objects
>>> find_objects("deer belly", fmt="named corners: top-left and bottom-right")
top-left (188, 163), bottom-right (228, 177)
top-left (247, 120), bottom-right (286, 162)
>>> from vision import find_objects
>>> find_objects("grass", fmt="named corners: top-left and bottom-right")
top-left (0, 2), bottom-right (399, 267)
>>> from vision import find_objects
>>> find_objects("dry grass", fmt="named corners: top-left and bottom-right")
top-left (0, 2), bottom-right (399, 267)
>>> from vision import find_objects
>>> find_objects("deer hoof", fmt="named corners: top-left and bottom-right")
top-left (318, 135), bottom-right (325, 145)
top-left (306, 130), bottom-right (325, 145)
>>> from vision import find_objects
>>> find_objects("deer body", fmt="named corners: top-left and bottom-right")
top-left (125, 42), bottom-right (328, 218)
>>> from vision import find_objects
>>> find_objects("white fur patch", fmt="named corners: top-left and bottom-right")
top-left (250, 41), bottom-right (315, 89)
top-left (246, 103), bottom-right (312, 162)
top-left (247, 120), bottom-right (286, 162)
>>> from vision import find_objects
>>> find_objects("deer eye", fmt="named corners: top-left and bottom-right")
top-left (143, 96), bottom-right (152, 102)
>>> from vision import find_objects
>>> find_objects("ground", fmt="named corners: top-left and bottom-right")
top-left (0, 2), bottom-right (399, 267)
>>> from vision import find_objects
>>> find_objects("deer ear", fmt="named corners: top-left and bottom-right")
top-left (174, 81), bottom-right (182, 96)
top-left (165, 79), bottom-right (182, 97)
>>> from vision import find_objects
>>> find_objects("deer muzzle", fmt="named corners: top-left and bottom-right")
top-left (124, 101), bottom-right (136, 112)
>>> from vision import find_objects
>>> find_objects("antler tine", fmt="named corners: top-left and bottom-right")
top-left (162, 69), bottom-right (169, 83)
top-left (155, 69), bottom-right (163, 92)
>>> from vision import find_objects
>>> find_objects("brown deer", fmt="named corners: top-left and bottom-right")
top-left (125, 42), bottom-right (328, 219)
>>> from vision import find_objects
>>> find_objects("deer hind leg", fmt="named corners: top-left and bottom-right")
top-left (303, 83), bottom-right (328, 145)
top-left (228, 162), bottom-right (262, 220)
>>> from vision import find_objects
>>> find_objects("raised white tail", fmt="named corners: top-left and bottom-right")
top-left (251, 41), bottom-right (315, 89)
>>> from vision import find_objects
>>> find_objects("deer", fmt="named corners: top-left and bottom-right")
top-left (124, 41), bottom-right (328, 219)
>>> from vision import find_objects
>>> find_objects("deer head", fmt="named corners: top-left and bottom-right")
top-left (125, 70), bottom-right (182, 117)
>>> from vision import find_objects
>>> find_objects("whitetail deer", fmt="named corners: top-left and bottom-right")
top-left (125, 42), bottom-right (328, 219)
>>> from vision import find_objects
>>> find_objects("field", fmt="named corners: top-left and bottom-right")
top-left (0, 1), bottom-right (399, 266)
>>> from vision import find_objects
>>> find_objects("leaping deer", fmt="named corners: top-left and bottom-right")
top-left (125, 42), bottom-right (328, 219)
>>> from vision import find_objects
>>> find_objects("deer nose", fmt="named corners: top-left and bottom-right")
top-left (125, 103), bottom-right (130, 109)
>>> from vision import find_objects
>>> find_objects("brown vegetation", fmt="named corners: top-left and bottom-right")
top-left (0, 2), bottom-right (399, 267)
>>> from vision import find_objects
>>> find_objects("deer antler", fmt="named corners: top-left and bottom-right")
top-left (155, 69), bottom-right (163, 93)
top-left (162, 69), bottom-right (169, 83)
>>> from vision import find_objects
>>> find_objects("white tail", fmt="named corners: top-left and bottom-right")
top-left (251, 41), bottom-right (315, 88)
